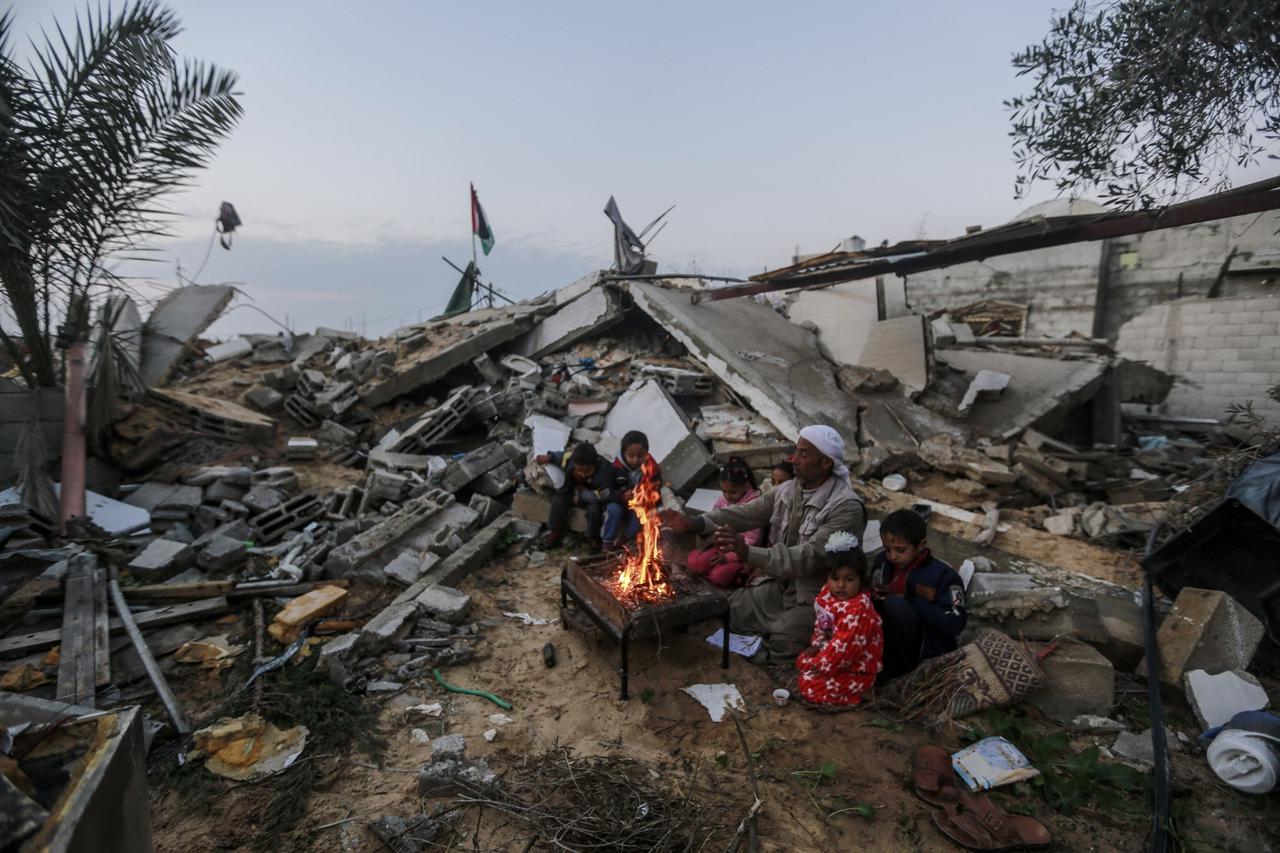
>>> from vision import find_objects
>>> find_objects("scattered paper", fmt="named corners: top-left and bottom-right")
top-left (952, 736), bottom-right (1040, 791)
top-left (503, 611), bottom-right (555, 626)
top-left (680, 683), bottom-right (745, 722)
top-left (705, 629), bottom-right (762, 659)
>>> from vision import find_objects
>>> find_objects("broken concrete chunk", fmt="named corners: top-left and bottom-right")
top-left (413, 585), bottom-right (471, 624)
top-left (139, 284), bottom-right (235, 386)
top-left (242, 484), bottom-right (285, 515)
top-left (357, 601), bottom-right (420, 655)
top-left (1028, 640), bottom-right (1115, 723)
top-left (431, 733), bottom-right (466, 761)
top-left (440, 443), bottom-right (508, 492)
top-left (197, 534), bottom-right (247, 572)
top-left (127, 538), bottom-right (195, 578)
top-left (1079, 502), bottom-right (1165, 543)
top-left (1139, 588), bottom-right (1265, 688)
top-left (1043, 507), bottom-right (1081, 536)
top-left (512, 285), bottom-right (622, 360)
top-left (244, 386), bottom-right (284, 413)
top-left (1183, 669), bottom-right (1270, 730)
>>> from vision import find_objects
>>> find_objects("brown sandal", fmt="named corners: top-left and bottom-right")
top-left (932, 797), bottom-right (1051, 850)
top-left (912, 745), bottom-right (959, 806)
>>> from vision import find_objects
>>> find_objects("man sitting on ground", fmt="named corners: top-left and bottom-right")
top-left (661, 425), bottom-right (866, 664)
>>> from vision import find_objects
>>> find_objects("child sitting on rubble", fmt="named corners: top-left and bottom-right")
top-left (869, 508), bottom-right (967, 682)
top-left (602, 431), bottom-right (660, 550)
top-left (536, 443), bottom-right (614, 548)
top-left (795, 532), bottom-right (883, 707)
top-left (686, 457), bottom-right (763, 587)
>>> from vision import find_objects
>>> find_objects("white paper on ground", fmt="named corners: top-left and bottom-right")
top-left (680, 683), bottom-right (745, 722)
top-left (502, 611), bottom-right (555, 626)
top-left (705, 629), bottom-right (763, 658)
top-left (951, 736), bottom-right (1040, 791)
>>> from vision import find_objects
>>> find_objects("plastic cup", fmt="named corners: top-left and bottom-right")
top-left (772, 688), bottom-right (790, 707)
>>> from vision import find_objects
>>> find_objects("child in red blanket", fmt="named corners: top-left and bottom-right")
top-left (686, 457), bottom-right (763, 587)
top-left (796, 532), bottom-right (883, 708)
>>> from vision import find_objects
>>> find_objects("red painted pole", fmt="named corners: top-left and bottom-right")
top-left (59, 339), bottom-right (87, 532)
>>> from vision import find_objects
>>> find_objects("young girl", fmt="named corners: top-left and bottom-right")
top-left (796, 532), bottom-right (883, 708)
top-left (686, 458), bottom-right (763, 587)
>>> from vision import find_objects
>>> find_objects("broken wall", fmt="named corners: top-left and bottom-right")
top-left (1116, 294), bottom-right (1280, 422)
top-left (902, 209), bottom-right (1280, 341)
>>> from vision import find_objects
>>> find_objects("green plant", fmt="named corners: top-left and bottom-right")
top-left (969, 709), bottom-right (1150, 815)
top-left (791, 760), bottom-right (837, 789)
top-left (1007, 0), bottom-right (1280, 209)
top-left (866, 717), bottom-right (904, 733)
top-left (0, 2), bottom-right (241, 385)
top-left (639, 687), bottom-right (655, 704)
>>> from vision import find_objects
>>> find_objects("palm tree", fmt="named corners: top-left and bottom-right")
top-left (0, 1), bottom-right (242, 387)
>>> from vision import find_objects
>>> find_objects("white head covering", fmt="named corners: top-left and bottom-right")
top-left (798, 425), bottom-right (850, 479)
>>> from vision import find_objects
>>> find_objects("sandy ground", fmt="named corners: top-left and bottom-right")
top-left (145, 544), bottom-right (1279, 853)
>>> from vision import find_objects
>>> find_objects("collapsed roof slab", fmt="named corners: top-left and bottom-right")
top-left (938, 349), bottom-right (1109, 441)
top-left (511, 284), bottom-right (623, 360)
top-left (360, 313), bottom-right (535, 408)
top-left (139, 284), bottom-right (235, 387)
top-left (628, 281), bottom-right (860, 458)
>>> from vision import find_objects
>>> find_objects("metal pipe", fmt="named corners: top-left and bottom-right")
top-left (702, 179), bottom-right (1280, 302)
top-left (945, 337), bottom-right (1111, 349)
top-left (106, 571), bottom-right (192, 735)
top-left (58, 339), bottom-right (87, 532)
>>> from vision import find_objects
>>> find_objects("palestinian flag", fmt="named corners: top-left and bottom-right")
top-left (471, 183), bottom-right (495, 256)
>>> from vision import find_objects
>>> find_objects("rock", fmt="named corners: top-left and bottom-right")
top-left (384, 550), bottom-right (431, 587)
top-left (366, 680), bottom-right (403, 693)
top-left (357, 601), bottom-right (419, 655)
top-left (1079, 501), bottom-right (1164, 543)
top-left (1043, 508), bottom-right (1080, 536)
top-left (418, 759), bottom-right (462, 798)
top-left (405, 703), bottom-right (444, 722)
top-left (1183, 669), bottom-right (1270, 729)
top-left (1111, 730), bottom-right (1154, 768)
top-left (430, 733), bottom-right (466, 761)
top-left (413, 585), bottom-right (471, 624)
top-left (1138, 588), bottom-right (1265, 688)
top-left (368, 814), bottom-right (450, 853)
top-left (1071, 715), bottom-right (1125, 734)
top-left (1028, 640), bottom-right (1115, 722)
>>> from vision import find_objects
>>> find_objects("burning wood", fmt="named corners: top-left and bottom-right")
top-left (612, 459), bottom-right (673, 604)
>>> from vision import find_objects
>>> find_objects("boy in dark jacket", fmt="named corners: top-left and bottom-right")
top-left (869, 508), bottom-right (967, 681)
top-left (602, 431), bottom-right (660, 549)
top-left (537, 443), bottom-right (614, 547)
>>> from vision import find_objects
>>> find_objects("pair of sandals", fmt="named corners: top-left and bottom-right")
top-left (912, 745), bottom-right (1051, 850)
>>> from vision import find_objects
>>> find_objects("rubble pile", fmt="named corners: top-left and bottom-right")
top-left (2, 268), bottom-right (1278, 849)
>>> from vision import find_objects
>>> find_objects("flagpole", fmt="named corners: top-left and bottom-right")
top-left (470, 183), bottom-right (479, 309)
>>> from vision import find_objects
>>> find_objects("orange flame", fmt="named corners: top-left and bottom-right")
top-left (616, 458), bottom-right (670, 597)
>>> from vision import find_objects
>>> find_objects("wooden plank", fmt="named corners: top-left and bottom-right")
top-left (0, 597), bottom-right (229, 658)
top-left (93, 568), bottom-right (110, 687)
top-left (56, 555), bottom-right (97, 708)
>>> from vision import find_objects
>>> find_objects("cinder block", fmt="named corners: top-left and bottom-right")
top-left (1029, 639), bottom-right (1115, 722)
top-left (1138, 587), bottom-right (1265, 688)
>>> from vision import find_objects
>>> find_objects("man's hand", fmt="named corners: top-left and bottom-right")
top-left (534, 454), bottom-right (551, 465)
top-left (658, 510), bottom-right (694, 533)
top-left (713, 528), bottom-right (748, 562)
top-left (914, 583), bottom-right (937, 603)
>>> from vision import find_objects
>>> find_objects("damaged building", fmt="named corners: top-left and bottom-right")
top-left (2, 181), bottom-right (1280, 851)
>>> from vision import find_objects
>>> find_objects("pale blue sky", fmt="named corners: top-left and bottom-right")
top-left (11, 1), bottom-right (1278, 337)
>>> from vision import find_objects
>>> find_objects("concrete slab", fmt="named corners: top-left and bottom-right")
top-left (628, 281), bottom-right (859, 458)
top-left (361, 314), bottom-right (534, 408)
top-left (604, 379), bottom-right (692, 463)
top-left (524, 414), bottom-right (572, 455)
top-left (1028, 639), bottom-right (1115, 722)
top-left (938, 350), bottom-right (1108, 441)
top-left (206, 337), bottom-right (253, 363)
top-left (140, 284), bottom-right (235, 386)
top-left (512, 285), bottom-right (623, 359)
top-left (1184, 669), bottom-right (1270, 729)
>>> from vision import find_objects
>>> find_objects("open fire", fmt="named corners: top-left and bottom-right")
top-left (610, 458), bottom-right (673, 604)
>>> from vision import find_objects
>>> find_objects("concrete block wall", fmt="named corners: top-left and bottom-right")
top-left (1116, 294), bottom-right (1280, 422)
top-left (902, 242), bottom-right (1103, 339)
top-left (902, 209), bottom-right (1280, 341)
